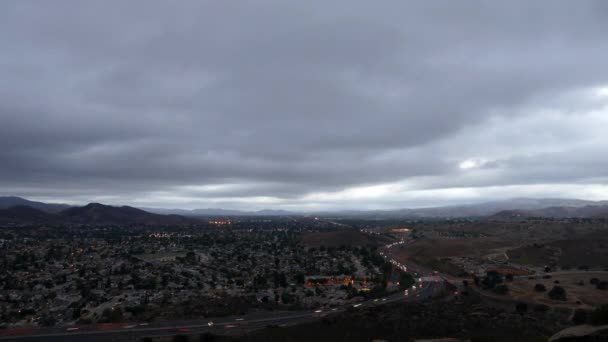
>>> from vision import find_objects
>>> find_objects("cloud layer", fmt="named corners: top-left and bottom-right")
top-left (2, 1), bottom-right (608, 209)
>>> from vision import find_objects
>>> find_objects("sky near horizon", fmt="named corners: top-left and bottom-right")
top-left (2, 1), bottom-right (608, 210)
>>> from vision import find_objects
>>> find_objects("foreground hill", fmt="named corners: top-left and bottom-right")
top-left (0, 202), bottom-right (197, 226)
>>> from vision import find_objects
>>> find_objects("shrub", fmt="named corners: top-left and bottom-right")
top-left (548, 286), bottom-right (567, 301)
top-left (534, 304), bottom-right (550, 313)
top-left (515, 302), bottom-right (528, 314)
top-left (591, 305), bottom-right (608, 325)
top-left (493, 284), bottom-right (509, 295)
top-left (534, 283), bottom-right (547, 292)
top-left (572, 309), bottom-right (589, 324)
top-left (597, 281), bottom-right (608, 290)
top-left (590, 278), bottom-right (600, 285)
top-left (398, 273), bottom-right (415, 291)
top-left (481, 271), bottom-right (503, 289)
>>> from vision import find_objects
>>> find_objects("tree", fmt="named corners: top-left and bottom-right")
top-left (294, 272), bottom-right (305, 285)
top-left (101, 307), bottom-right (123, 322)
top-left (548, 286), bottom-right (567, 301)
top-left (534, 283), bottom-right (547, 292)
top-left (481, 271), bottom-right (503, 289)
top-left (281, 292), bottom-right (295, 304)
top-left (398, 273), bottom-right (415, 291)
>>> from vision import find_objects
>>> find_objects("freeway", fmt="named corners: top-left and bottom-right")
top-left (0, 281), bottom-right (444, 342)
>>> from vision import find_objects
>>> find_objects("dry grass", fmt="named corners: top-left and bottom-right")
top-left (487, 271), bottom-right (608, 309)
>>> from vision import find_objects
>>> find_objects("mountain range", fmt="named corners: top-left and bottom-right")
top-left (0, 200), bottom-right (195, 226)
top-left (0, 196), bottom-right (71, 213)
top-left (488, 205), bottom-right (608, 221)
top-left (1, 196), bottom-right (608, 225)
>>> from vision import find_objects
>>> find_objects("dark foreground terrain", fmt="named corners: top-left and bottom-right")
top-left (133, 291), bottom-right (579, 342)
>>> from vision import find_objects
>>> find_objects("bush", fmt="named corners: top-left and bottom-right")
top-left (534, 283), bottom-right (547, 292)
top-left (515, 302), bottom-right (528, 314)
top-left (493, 284), bottom-right (509, 295)
top-left (101, 307), bottom-right (123, 323)
top-left (590, 278), bottom-right (600, 285)
top-left (481, 271), bottom-right (503, 289)
top-left (597, 281), bottom-right (608, 290)
top-left (572, 309), bottom-right (589, 325)
top-left (548, 286), bottom-right (567, 301)
top-left (398, 273), bottom-right (415, 291)
top-left (591, 305), bottom-right (608, 325)
top-left (534, 304), bottom-right (550, 313)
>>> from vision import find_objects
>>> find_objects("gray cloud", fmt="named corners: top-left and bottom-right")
top-left (1, 1), bottom-right (608, 209)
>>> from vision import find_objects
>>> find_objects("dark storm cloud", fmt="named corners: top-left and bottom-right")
top-left (1, 1), bottom-right (608, 208)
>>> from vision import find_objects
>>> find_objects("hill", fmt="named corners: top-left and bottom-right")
top-left (0, 202), bottom-right (197, 226)
top-left (488, 205), bottom-right (608, 221)
top-left (0, 205), bottom-right (62, 225)
top-left (60, 203), bottom-right (196, 225)
top-left (0, 196), bottom-right (70, 213)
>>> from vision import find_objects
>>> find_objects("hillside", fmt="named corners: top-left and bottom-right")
top-left (488, 205), bottom-right (608, 221)
top-left (0, 196), bottom-right (70, 213)
top-left (0, 205), bottom-right (62, 224)
top-left (0, 202), bottom-right (197, 226)
top-left (60, 203), bottom-right (196, 225)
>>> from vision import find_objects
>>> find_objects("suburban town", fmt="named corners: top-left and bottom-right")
top-left (0, 222), bottom-right (407, 328)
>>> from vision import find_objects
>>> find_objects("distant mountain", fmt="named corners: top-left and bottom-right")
top-left (0, 196), bottom-right (71, 213)
top-left (60, 203), bottom-right (196, 225)
top-left (488, 205), bottom-right (608, 221)
top-left (143, 207), bottom-right (298, 217)
top-left (0, 201), bottom-right (197, 226)
top-left (3, 195), bottom-right (608, 221)
top-left (144, 198), bottom-right (608, 219)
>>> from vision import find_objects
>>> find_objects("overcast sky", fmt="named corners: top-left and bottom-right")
top-left (2, 1), bottom-right (608, 210)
